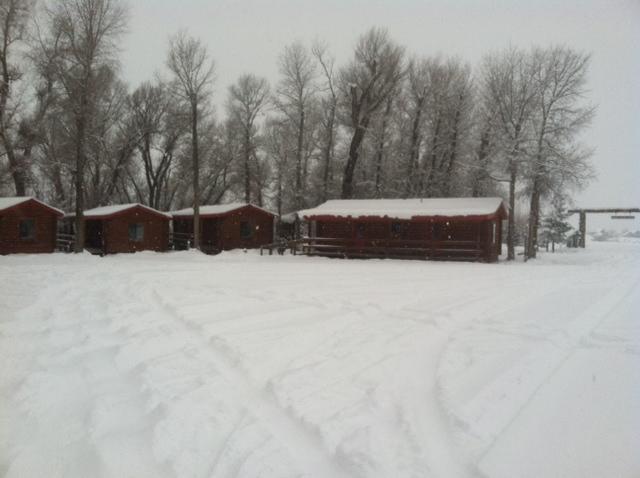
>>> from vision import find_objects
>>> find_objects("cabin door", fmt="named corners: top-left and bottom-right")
top-left (85, 220), bottom-right (105, 252)
top-left (354, 222), bottom-right (367, 249)
top-left (201, 219), bottom-right (218, 251)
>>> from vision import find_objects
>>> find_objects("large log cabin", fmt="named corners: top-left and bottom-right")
top-left (298, 197), bottom-right (508, 262)
top-left (0, 197), bottom-right (64, 254)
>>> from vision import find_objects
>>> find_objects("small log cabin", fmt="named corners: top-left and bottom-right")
top-left (0, 197), bottom-right (64, 254)
top-left (172, 203), bottom-right (276, 253)
top-left (81, 204), bottom-right (170, 254)
top-left (298, 197), bottom-right (508, 262)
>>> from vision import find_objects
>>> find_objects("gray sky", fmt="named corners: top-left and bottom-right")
top-left (121, 0), bottom-right (640, 231)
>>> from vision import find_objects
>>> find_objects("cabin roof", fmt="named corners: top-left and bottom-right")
top-left (299, 197), bottom-right (507, 220)
top-left (0, 196), bottom-right (64, 216)
top-left (171, 202), bottom-right (276, 218)
top-left (83, 203), bottom-right (171, 220)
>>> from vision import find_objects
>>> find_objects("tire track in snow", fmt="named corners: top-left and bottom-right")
top-left (430, 251), bottom-right (640, 472)
top-left (405, 325), bottom-right (477, 478)
top-left (475, 273), bottom-right (640, 464)
top-left (146, 286), bottom-right (352, 478)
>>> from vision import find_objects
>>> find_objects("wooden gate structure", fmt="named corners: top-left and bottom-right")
top-left (568, 208), bottom-right (640, 247)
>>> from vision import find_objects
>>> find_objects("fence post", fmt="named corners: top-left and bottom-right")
top-left (579, 211), bottom-right (586, 248)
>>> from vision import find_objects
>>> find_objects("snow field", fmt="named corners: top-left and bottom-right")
top-left (1, 242), bottom-right (639, 477)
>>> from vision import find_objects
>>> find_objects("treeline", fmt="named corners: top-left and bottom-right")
top-left (0, 0), bottom-right (594, 257)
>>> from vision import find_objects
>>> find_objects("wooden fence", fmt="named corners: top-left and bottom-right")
top-left (169, 231), bottom-right (194, 251)
top-left (56, 233), bottom-right (75, 252)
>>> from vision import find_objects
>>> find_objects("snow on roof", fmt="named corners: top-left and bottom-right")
top-left (280, 212), bottom-right (298, 224)
top-left (0, 196), bottom-right (64, 215)
top-left (299, 197), bottom-right (506, 220)
top-left (84, 203), bottom-right (171, 219)
top-left (171, 202), bottom-right (275, 217)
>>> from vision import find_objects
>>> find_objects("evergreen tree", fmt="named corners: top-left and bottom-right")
top-left (541, 195), bottom-right (572, 252)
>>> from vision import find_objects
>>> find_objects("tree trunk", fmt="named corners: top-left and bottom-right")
top-left (442, 104), bottom-right (462, 196)
top-left (471, 126), bottom-right (491, 197)
top-left (374, 98), bottom-right (392, 198)
top-left (321, 104), bottom-right (335, 202)
top-left (526, 177), bottom-right (541, 259)
top-left (74, 111), bottom-right (87, 253)
top-left (405, 96), bottom-right (424, 197)
top-left (244, 129), bottom-right (251, 203)
top-left (276, 158), bottom-right (283, 216)
top-left (0, 31), bottom-right (27, 196)
top-left (192, 99), bottom-right (200, 250)
top-left (507, 163), bottom-right (517, 261)
top-left (341, 120), bottom-right (368, 199)
top-left (295, 108), bottom-right (305, 209)
top-left (422, 114), bottom-right (441, 196)
top-left (2, 140), bottom-right (27, 196)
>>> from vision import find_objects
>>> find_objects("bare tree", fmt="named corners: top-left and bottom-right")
top-left (467, 106), bottom-right (499, 197)
top-left (275, 41), bottom-right (317, 209)
top-left (0, 0), bottom-right (34, 195)
top-left (264, 118), bottom-right (291, 215)
top-left (46, 0), bottom-right (127, 252)
top-left (129, 80), bottom-right (188, 209)
top-left (524, 47), bottom-right (594, 258)
top-left (312, 41), bottom-right (337, 202)
top-left (166, 31), bottom-right (214, 250)
top-left (84, 73), bottom-right (134, 208)
top-left (481, 47), bottom-right (537, 260)
top-left (339, 27), bottom-right (404, 198)
top-left (404, 58), bottom-right (430, 196)
top-left (372, 95), bottom-right (394, 197)
top-left (226, 73), bottom-right (270, 203)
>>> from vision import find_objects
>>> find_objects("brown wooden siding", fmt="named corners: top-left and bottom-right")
top-left (0, 201), bottom-right (59, 254)
top-left (85, 206), bottom-right (169, 254)
top-left (173, 205), bottom-right (275, 252)
top-left (309, 216), bottom-right (505, 262)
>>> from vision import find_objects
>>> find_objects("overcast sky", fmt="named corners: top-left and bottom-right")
top-left (120, 0), bottom-right (640, 231)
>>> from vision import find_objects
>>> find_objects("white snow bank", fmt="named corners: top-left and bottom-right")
top-left (1, 242), bottom-right (638, 478)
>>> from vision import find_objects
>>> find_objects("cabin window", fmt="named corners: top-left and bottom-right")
top-left (240, 221), bottom-right (252, 239)
top-left (492, 222), bottom-right (497, 244)
top-left (19, 219), bottom-right (35, 240)
top-left (355, 223), bottom-right (366, 239)
top-left (391, 222), bottom-right (408, 239)
top-left (129, 223), bottom-right (144, 242)
top-left (433, 222), bottom-right (453, 241)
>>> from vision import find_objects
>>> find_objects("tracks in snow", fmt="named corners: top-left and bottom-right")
top-left (144, 285), bottom-right (351, 478)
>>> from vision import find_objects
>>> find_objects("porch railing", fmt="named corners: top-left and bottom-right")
top-left (294, 236), bottom-right (485, 261)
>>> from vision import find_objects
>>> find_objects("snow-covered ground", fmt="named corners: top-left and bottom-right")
top-left (1, 242), bottom-right (638, 478)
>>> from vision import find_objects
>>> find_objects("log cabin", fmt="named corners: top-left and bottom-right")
top-left (171, 203), bottom-right (276, 253)
top-left (0, 197), bottom-right (64, 254)
top-left (298, 197), bottom-right (508, 262)
top-left (81, 204), bottom-right (170, 254)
